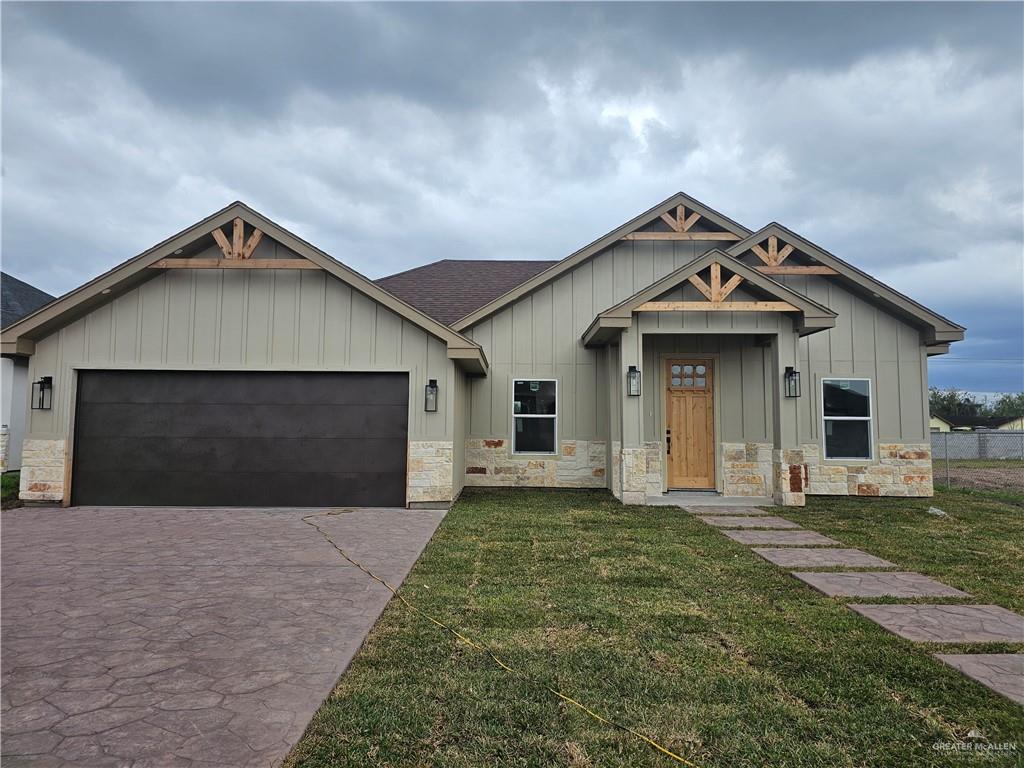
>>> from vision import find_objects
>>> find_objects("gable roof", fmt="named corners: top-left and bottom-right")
top-left (727, 223), bottom-right (965, 346)
top-left (451, 191), bottom-right (751, 331)
top-left (1, 272), bottom-right (55, 329)
top-left (376, 259), bottom-right (557, 325)
top-left (0, 202), bottom-right (488, 373)
top-left (583, 249), bottom-right (837, 346)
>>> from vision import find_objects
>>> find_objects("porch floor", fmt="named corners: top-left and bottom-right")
top-left (646, 493), bottom-right (775, 508)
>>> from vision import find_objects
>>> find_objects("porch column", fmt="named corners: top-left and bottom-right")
top-left (618, 322), bottom-right (647, 505)
top-left (770, 329), bottom-right (806, 506)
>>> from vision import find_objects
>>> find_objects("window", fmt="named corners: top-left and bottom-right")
top-left (512, 379), bottom-right (557, 453)
top-left (822, 378), bottom-right (872, 459)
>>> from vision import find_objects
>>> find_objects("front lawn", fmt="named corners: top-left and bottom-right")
top-left (288, 489), bottom-right (1023, 767)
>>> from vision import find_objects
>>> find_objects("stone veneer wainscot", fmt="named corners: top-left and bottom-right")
top-left (407, 440), bottom-right (454, 504)
top-left (19, 438), bottom-right (66, 502)
top-left (465, 439), bottom-right (606, 488)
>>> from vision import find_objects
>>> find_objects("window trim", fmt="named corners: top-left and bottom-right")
top-left (511, 377), bottom-right (558, 455)
top-left (821, 377), bottom-right (874, 461)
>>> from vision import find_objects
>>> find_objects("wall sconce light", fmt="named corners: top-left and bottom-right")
top-left (784, 366), bottom-right (801, 398)
top-left (626, 365), bottom-right (641, 397)
top-left (31, 376), bottom-right (53, 410)
top-left (424, 379), bottom-right (439, 412)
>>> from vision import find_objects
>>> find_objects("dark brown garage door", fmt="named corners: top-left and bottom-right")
top-left (72, 370), bottom-right (408, 507)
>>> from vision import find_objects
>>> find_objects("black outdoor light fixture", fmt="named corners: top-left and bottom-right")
top-left (784, 366), bottom-right (801, 398)
top-left (626, 365), bottom-right (641, 397)
top-left (31, 376), bottom-right (53, 410)
top-left (424, 379), bottom-right (439, 412)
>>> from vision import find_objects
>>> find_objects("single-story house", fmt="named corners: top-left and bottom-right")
top-left (937, 414), bottom-right (1024, 432)
top-left (1, 273), bottom-right (56, 472)
top-left (929, 414), bottom-right (955, 432)
top-left (0, 193), bottom-right (964, 508)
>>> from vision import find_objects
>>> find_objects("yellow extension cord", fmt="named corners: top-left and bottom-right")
top-left (302, 511), bottom-right (701, 767)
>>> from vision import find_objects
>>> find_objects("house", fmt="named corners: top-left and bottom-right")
top-left (0, 193), bottom-right (964, 508)
top-left (939, 414), bottom-right (1024, 431)
top-left (929, 414), bottom-right (954, 432)
top-left (1, 273), bottom-right (56, 472)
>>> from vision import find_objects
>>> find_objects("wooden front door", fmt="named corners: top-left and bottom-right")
top-left (665, 359), bottom-right (715, 489)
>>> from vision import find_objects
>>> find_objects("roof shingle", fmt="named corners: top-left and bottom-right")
top-left (2, 272), bottom-right (55, 329)
top-left (376, 259), bottom-right (557, 326)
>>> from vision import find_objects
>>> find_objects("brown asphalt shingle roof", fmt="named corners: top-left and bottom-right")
top-left (376, 259), bottom-right (557, 326)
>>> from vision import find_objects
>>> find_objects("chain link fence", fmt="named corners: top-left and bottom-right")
top-left (931, 431), bottom-right (1024, 492)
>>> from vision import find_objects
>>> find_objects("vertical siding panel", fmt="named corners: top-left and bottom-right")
top-left (720, 337), bottom-right (744, 441)
top-left (403, 323), bottom-right (429, 438)
top-left (112, 291), bottom-right (139, 364)
top-left (592, 251), bottom-right (614, 316)
top-left (468, 319), bottom-right (492, 436)
top-left (652, 241), bottom-right (674, 282)
top-left (374, 304), bottom-right (402, 367)
top-left (552, 276), bottom-right (574, 365)
top-left (532, 285), bottom-right (554, 373)
top-left (741, 342), bottom-right (767, 440)
top-left (828, 283), bottom-right (853, 366)
top-left (349, 290), bottom-right (376, 366)
top-left (612, 243), bottom-right (635, 304)
top-left (512, 296), bottom-right (533, 368)
top-left (219, 271), bottom-right (246, 366)
top-left (191, 271), bottom-right (220, 365)
top-left (490, 309), bottom-right (513, 436)
top-left (270, 271), bottom-right (300, 365)
top-left (898, 322), bottom-right (924, 438)
top-left (297, 271), bottom-right (324, 367)
top-left (164, 271), bottom-right (191, 364)
top-left (244, 271), bottom-right (272, 365)
top-left (572, 261), bottom-right (593, 365)
top-left (322, 281), bottom-right (352, 365)
top-left (137, 275), bottom-right (165, 365)
top-left (874, 310), bottom-right (900, 440)
top-left (633, 241), bottom-right (654, 301)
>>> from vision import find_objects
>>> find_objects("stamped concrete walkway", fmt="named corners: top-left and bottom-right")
top-left (685, 503), bottom-right (1024, 706)
top-left (1, 505), bottom-right (444, 767)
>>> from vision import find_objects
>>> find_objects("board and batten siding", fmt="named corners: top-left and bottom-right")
top-left (25, 266), bottom-right (455, 444)
top-left (464, 239), bottom-right (723, 440)
top-left (464, 239), bottom-right (931, 448)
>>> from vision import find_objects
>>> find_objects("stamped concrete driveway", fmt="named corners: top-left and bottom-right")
top-left (1, 505), bottom-right (444, 767)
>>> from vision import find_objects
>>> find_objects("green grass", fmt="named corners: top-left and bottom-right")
top-left (287, 488), bottom-right (1023, 768)
top-left (1, 471), bottom-right (20, 509)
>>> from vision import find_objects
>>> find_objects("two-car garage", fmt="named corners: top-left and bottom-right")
top-left (71, 370), bottom-right (410, 507)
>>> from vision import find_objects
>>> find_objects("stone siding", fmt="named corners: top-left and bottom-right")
top-left (611, 441), bottom-right (622, 499)
top-left (20, 438), bottom-right (66, 502)
top-left (771, 442), bottom-right (934, 506)
top-left (464, 439), bottom-right (606, 489)
top-left (644, 442), bottom-right (663, 497)
top-left (0, 426), bottom-right (7, 473)
top-left (721, 442), bottom-right (772, 497)
top-left (619, 447), bottom-right (647, 505)
top-left (407, 440), bottom-right (454, 504)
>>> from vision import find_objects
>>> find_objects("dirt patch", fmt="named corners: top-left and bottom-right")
top-left (933, 466), bottom-right (1024, 492)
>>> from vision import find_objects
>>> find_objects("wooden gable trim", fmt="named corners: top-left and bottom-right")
top-left (451, 191), bottom-right (751, 331)
top-left (727, 223), bottom-right (965, 343)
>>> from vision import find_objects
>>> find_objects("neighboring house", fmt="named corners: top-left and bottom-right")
top-left (939, 414), bottom-right (1024, 431)
top-left (929, 414), bottom-right (954, 432)
top-left (0, 193), bottom-right (964, 508)
top-left (1, 272), bottom-right (56, 472)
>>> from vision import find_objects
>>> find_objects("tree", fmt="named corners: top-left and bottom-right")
top-left (990, 392), bottom-right (1024, 417)
top-left (929, 387), bottom-right (984, 418)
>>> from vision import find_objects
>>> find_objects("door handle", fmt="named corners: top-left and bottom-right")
top-left (666, 429), bottom-right (671, 455)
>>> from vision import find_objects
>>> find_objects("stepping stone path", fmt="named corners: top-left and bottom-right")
top-left (752, 547), bottom-right (896, 569)
top-left (682, 503), bottom-right (1024, 705)
top-left (697, 515), bottom-right (800, 529)
top-left (848, 604), bottom-right (1024, 644)
top-left (934, 654), bottom-right (1024, 705)
top-left (722, 530), bottom-right (840, 546)
top-left (793, 571), bottom-right (971, 598)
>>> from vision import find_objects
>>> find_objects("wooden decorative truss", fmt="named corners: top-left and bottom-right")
top-left (623, 206), bottom-right (742, 241)
top-left (637, 261), bottom-right (798, 312)
top-left (750, 235), bottom-right (837, 275)
top-left (150, 218), bottom-right (318, 269)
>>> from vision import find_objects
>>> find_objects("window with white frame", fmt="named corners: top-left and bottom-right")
top-left (822, 378), bottom-right (873, 459)
top-left (512, 379), bottom-right (557, 454)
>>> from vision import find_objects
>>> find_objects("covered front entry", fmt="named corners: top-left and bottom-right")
top-left (665, 358), bottom-right (715, 489)
top-left (71, 370), bottom-right (409, 507)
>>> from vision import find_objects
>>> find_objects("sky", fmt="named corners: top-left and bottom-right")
top-left (2, 2), bottom-right (1022, 392)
